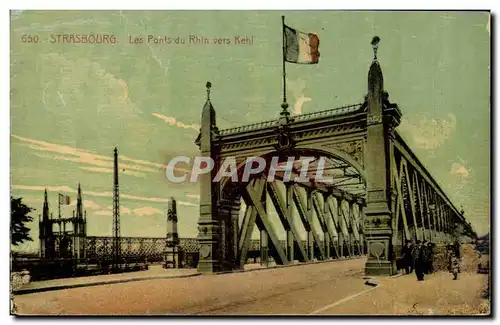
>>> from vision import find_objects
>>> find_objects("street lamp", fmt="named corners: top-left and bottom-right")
top-left (371, 36), bottom-right (380, 61)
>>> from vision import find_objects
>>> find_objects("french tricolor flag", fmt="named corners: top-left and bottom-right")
top-left (284, 25), bottom-right (320, 64)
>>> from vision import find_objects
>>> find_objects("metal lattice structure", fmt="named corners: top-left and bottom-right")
top-left (85, 237), bottom-right (167, 262)
top-left (82, 237), bottom-right (324, 263)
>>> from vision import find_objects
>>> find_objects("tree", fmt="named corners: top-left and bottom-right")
top-left (11, 196), bottom-right (34, 246)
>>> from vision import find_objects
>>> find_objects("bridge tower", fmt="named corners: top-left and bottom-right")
top-left (39, 189), bottom-right (54, 259)
top-left (195, 82), bottom-right (224, 273)
top-left (73, 183), bottom-right (87, 260)
top-left (363, 38), bottom-right (402, 275)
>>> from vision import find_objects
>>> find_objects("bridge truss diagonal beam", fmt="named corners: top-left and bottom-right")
top-left (267, 181), bottom-right (308, 262)
top-left (241, 177), bottom-right (289, 266)
top-left (292, 184), bottom-right (325, 260)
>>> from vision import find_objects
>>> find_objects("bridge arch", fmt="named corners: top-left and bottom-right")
top-left (219, 145), bottom-right (366, 196)
top-left (292, 144), bottom-right (366, 182)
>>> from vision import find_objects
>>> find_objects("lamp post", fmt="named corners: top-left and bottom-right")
top-left (371, 36), bottom-right (380, 61)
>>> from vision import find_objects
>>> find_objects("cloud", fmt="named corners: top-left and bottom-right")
top-left (10, 195), bottom-right (43, 203)
top-left (289, 78), bottom-right (312, 115)
top-left (133, 206), bottom-right (163, 216)
top-left (95, 210), bottom-right (113, 216)
top-left (79, 166), bottom-right (146, 178)
top-left (450, 162), bottom-right (470, 179)
top-left (11, 184), bottom-right (198, 207)
top-left (13, 135), bottom-right (101, 158)
top-left (95, 206), bottom-right (131, 216)
top-left (83, 200), bottom-right (104, 210)
top-left (152, 113), bottom-right (200, 131)
top-left (119, 155), bottom-right (190, 174)
top-left (399, 113), bottom-right (457, 151)
top-left (119, 155), bottom-right (164, 169)
top-left (11, 134), bottom-right (188, 176)
top-left (11, 185), bottom-right (198, 207)
top-left (12, 185), bottom-right (75, 193)
top-left (444, 157), bottom-right (474, 201)
top-left (293, 97), bottom-right (312, 115)
top-left (118, 79), bottom-right (129, 100)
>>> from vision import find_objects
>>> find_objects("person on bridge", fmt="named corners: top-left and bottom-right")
top-left (422, 240), bottom-right (432, 274)
top-left (450, 252), bottom-right (461, 280)
top-left (412, 240), bottom-right (426, 281)
top-left (402, 240), bottom-right (414, 274)
top-left (447, 240), bottom-right (462, 276)
top-left (453, 240), bottom-right (461, 259)
top-left (425, 242), bottom-right (436, 274)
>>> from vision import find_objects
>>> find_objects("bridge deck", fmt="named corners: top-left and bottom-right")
top-left (13, 254), bottom-right (488, 315)
top-left (14, 258), bottom-right (366, 315)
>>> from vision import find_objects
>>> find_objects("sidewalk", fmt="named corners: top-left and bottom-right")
top-left (315, 271), bottom-right (490, 315)
top-left (13, 257), bottom-right (362, 295)
top-left (13, 265), bottom-right (200, 295)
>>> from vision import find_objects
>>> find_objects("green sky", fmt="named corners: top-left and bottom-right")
top-left (10, 10), bottom-right (490, 252)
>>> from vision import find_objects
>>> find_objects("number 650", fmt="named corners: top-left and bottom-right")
top-left (21, 34), bottom-right (39, 43)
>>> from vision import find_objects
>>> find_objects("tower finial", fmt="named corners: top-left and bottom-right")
top-left (206, 81), bottom-right (212, 101)
top-left (371, 36), bottom-right (380, 61)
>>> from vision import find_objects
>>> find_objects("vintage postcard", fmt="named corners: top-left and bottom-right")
top-left (10, 10), bottom-right (490, 316)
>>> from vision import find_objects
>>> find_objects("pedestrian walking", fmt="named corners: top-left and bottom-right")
top-left (450, 253), bottom-right (461, 280)
top-left (402, 240), bottom-right (413, 274)
top-left (427, 242), bottom-right (435, 274)
top-left (453, 240), bottom-right (461, 259)
top-left (422, 240), bottom-right (430, 274)
top-left (413, 240), bottom-right (426, 281)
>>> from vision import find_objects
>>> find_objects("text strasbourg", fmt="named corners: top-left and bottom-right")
top-left (50, 34), bottom-right (118, 44)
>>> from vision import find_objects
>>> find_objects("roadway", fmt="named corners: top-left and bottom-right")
top-left (14, 258), bottom-right (368, 315)
top-left (13, 256), bottom-right (489, 315)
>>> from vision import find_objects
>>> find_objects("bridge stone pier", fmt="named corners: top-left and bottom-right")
top-left (194, 45), bottom-right (476, 275)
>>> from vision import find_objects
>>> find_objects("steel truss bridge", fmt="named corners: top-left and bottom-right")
top-left (194, 53), bottom-right (476, 275)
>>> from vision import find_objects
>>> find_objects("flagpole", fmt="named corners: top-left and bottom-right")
top-left (281, 15), bottom-right (289, 114)
top-left (58, 193), bottom-right (61, 219)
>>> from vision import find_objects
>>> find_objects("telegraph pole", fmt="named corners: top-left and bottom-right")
top-left (112, 147), bottom-right (121, 271)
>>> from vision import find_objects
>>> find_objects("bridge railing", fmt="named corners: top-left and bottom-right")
top-left (219, 103), bottom-right (364, 136)
top-left (219, 119), bottom-right (278, 136)
top-left (292, 103), bottom-right (363, 123)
